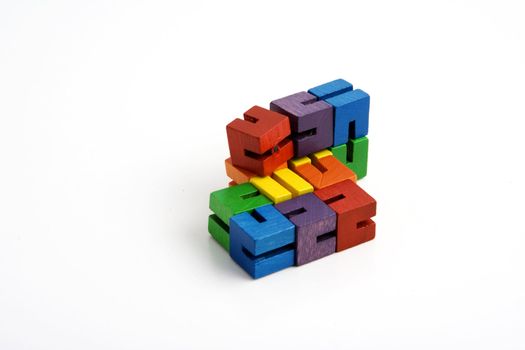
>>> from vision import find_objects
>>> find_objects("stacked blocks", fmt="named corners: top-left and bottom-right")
top-left (208, 79), bottom-right (377, 278)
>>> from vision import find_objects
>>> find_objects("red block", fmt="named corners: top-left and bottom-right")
top-left (314, 179), bottom-right (376, 252)
top-left (227, 106), bottom-right (294, 176)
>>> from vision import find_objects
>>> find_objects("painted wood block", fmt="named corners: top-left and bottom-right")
top-left (274, 193), bottom-right (336, 266)
top-left (314, 179), bottom-right (376, 252)
top-left (225, 157), bottom-right (255, 184)
top-left (272, 168), bottom-right (313, 197)
top-left (226, 106), bottom-right (294, 176)
top-left (230, 205), bottom-right (295, 278)
top-left (289, 156), bottom-right (311, 169)
top-left (291, 155), bottom-right (357, 190)
top-left (249, 176), bottom-right (292, 204)
top-left (309, 79), bottom-right (369, 146)
top-left (329, 137), bottom-right (369, 179)
top-left (208, 214), bottom-right (230, 251)
top-left (329, 145), bottom-right (347, 168)
top-left (310, 149), bottom-right (332, 161)
top-left (225, 158), bottom-right (287, 184)
top-left (209, 183), bottom-right (272, 229)
top-left (270, 92), bottom-right (333, 157)
top-left (327, 90), bottom-right (369, 146)
top-left (308, 79), bottom-right (353, 100)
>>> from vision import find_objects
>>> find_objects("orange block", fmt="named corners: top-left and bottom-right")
top-left (292, 155), bottom-right (356, 190)
top-left (225, 158), bottom-right (255, 184)
top-left (225, 158), bottom-right (286, 184)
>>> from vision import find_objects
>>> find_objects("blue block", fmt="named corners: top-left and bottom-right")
top-left (309, 79), bottom-right (370, 146)
top-left (308, 79), bottom-right (353, 100)
top-left (326, 89), bottom-right (370, 145)
top-left (230, 205), bottom-right (295, 279)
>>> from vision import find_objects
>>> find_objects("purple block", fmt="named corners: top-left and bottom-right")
top-left (270, 92), bottom-right (333, 157)
top-left (274, 193), bottom-right (336, 266)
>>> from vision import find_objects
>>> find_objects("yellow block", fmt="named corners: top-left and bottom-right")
top-left (272, 168), bottom-right (313, 197)
top-left (249, 176), bottom-right (292, 204)
top-left (289, 156), bottom-right (311, 170)
top-left (310, 149), bottom-right (333, 161)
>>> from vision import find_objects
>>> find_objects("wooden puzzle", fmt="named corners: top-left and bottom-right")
top-left (208, 79), bottom-right (377, 278)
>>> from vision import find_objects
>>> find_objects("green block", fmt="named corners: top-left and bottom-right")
top-left (330, 143), bottom-right (348, 166)
top-left (329, 136), bottom-right (368, 179)
top-left (208, 214), bottom-right (230, 251)
top-left (209, 182), bottom-right (272, 224)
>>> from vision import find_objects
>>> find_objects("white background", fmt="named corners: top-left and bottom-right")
top-left (1, 1), bottom-right (525, 349)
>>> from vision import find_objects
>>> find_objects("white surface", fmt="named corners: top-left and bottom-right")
top-left (1, 1), bottom-right (525, 349)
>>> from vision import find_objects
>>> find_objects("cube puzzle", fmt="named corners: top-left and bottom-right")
top-left (208, 79), bottom-right (377, 279)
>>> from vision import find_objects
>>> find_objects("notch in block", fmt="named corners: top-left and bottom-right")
top-left (329, 137), bottom-right (369, 179)
top-left (290, 154), bottom-right (356, 190)
top-left (272, 168), bottom-right (313, 197)
top-left (249, 176), bottom-right (292, 204)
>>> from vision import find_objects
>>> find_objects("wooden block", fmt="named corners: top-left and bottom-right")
top-left (209, 183), bottom-right (272, 229)
top-left (326, 90), bottom-right (369, 146)
top-left (228, 181), bottom-right (237, 187)
top-left (314, 179), bottom-right (376, 252)
top-left (309, 79), bottom-right (369, 146)
top-left (225, 158), bottom-right (255, 184)
top-left (249, 176), bottom-right (292, 204)
top-left (225, 158), bottom-right (287, 184)
top-left (292, 155), bottom-right (357, 190)
top-left (310, 149), bottom-right (332, 161)
top-left (307, 79), bottom-right (353, 100)
top-left (270, 91), bottom-right (333, 157)
top-left (208, 214), bottom-right (230, 251)
top-left (226, 106), bottom-right (294, 176)
top-left (230, 205), bottom-right (295, 279)
top-left (329, 144), bottom-right (347, 168)
top-left (275, 162), bottom-right (288, 171)
top-left (274, 193), bottom-right (336, 266)
top-left (289, 156), bottom-right (311, 169)
top-left (272, 168), bottom-right (313, 197)
top-left (329, 137), bottom-right (369, 179)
